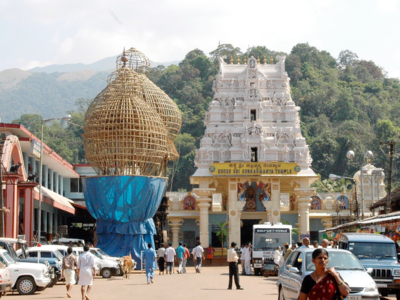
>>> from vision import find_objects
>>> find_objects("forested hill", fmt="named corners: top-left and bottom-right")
top-left (11, 43), bottom-right (400, 192)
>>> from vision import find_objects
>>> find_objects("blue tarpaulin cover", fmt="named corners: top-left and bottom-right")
top-left (82, 176), bottom-right (167, 268)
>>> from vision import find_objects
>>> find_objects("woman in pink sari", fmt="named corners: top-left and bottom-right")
top-left (299, 249), bottom-right (350, 300)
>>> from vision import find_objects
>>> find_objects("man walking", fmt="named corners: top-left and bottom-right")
top-left (182, 243), bottom-right (190, 274)
top-left (243, 243), bottom-right (251, 275)
top-left (192, 242), bottom-right (205, 273)
top-left (176, 242), bottom-right (185, 274)
top-left (164, 242), bottom-right (176, 275)
top-left (143, 243), bottom-right (157, 284)
top-left (77, 245), bottom-right (95, 300)
top-left (227, 242), bottom-right (244, 290)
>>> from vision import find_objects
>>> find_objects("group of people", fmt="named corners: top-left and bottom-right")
top-left (155, 242), bottom-right (206, 277)
top-left (239, 242), bottom-right (252, 275)
top-left (61, 244), bottom-right (96, 300)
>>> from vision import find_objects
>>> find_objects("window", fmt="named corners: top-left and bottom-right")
top-left (250, 109), bottom-right (256, 121)
top-left (0, 255), bottom-right (7, 266)
top-left (29, 251), bottom-right (38, 257)
top-left (285, 252), bottom-right (299, 269)
top-left (251, 147), bottom-right (258, 162)
top-left (70, 178), bottom-right (83, 193)
top-left (41, 251), bottom-right (52, 258)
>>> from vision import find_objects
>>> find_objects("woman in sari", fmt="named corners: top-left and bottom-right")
top-left (299, 249), bottom-right (350, 300)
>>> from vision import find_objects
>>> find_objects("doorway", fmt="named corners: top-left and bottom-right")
top-left (241, 219), bottom-right (261, 246)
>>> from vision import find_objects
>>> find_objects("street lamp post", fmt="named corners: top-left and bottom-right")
top-left (37, 115), bottom-right (71, 245)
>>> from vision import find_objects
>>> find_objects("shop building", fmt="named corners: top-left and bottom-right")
top-left (0, 123), bottom-right (79, 243)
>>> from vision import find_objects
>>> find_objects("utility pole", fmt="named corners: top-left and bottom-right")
top-left (381, 141), bottom-right (395, 214)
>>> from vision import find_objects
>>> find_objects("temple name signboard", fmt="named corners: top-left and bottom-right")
top-left (208, 162), bottom-right (301, 175)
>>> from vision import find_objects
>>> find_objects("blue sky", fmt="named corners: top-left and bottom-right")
top-left (1, 0), bottom-right (399, 78)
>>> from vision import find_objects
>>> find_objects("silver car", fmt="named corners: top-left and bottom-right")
top-left (277, 248), bottom-right (379, 300)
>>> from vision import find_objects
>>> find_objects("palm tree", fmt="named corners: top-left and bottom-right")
top-left (215, 221), bottom-right (228, 263)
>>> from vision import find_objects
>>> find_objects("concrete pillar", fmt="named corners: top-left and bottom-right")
top-left (23, 186), bottom-right (36, 243)
top-left (228, 179), bottom-right (244, 246)
top-left (270, 179), bottom-right (281, 223)
top-left (54, 212), bottom-right (58, 234)
top-left (43, 165), bottom-right (48, 188)
top-left (294, 189), bottom-right (315, 236)
top-left (5, 176), bottom-right (18, 238)
top-left (193, 188), bottom-right (215, 247)
top-left (43, 210), bottom-right (48, 235)
top-left (54, 172), bottom-right (60, 194)
top-left (31, 157), bottom-right (37, 175)
top-left (60, 175), bottom-right (64, 196)
top-left (168, 218), bottom-right (183, 249)
top-left (49, 169), bottom-right (54, 191)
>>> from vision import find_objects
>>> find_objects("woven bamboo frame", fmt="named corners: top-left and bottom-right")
top-left (116, 47), bottom-right (151, 75)
top-left (140, 76), bottom-right (182, 160)
top-left (84, 67), bottom-right (168, 176)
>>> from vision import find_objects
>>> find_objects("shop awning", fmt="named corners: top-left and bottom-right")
top-left (34, 186), bottom-right (75, 214)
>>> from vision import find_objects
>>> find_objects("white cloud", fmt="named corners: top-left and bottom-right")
top-left (376, 0), bottom-right (400, 14)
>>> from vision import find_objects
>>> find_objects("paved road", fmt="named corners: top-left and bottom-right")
top-left (5, 266), bottom-right (398, 300)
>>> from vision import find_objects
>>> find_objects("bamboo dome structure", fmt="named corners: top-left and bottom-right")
top-left (140, 75), bottom-right (182, 160)
top-left (84, 63), bottom-right (168, 176)
top-left (116, 47), bottom-right (151, 75)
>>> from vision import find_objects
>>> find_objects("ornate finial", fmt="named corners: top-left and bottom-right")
top-left (270, 56), bottom-right (274, 64)
top-left (244, 57), bottom-right (247, 64)
top-left (257, 57), bottom-right (260, 64)
top-left (237, 57), bottom-right (240, 64)
top-left (121, 47), bottom-right (128, 67)
top-left (230, 56), bottom-right (233, 64)
top-left (263, 57), bottom-right (267, 64)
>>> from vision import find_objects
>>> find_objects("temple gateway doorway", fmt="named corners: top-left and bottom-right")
top-left (241, 219), bottom-right (261, 246)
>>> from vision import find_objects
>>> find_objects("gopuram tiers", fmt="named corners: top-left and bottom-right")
top-left (187, 56), bottom-right (318, 246)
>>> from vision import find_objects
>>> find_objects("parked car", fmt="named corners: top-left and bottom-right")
top-left (19, 246), bottom-right (63, 286)
top-left (73, 247), bottom-right (121, 278)
top-left (89, 248), bottom-right (121, 263)
top-left (52, 238), bottom-right (85, 246)
top-left (0, 261), bottom-right (12, 297)
top-left (44, 245), bottom-right (69, 257)
top-left (0, 238), bottom-right (56, 287)
top-left (339, 233), bottom-right (400, 298)
top-left (0, 249), bottom-right (51, 295)
top-left (262, 260), bottom-right (279, 277)
top-left (277, 248), bottom-right (379, 300)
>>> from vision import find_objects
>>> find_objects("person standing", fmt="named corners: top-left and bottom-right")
top-left (227, 242), bottom-right (244, 290)
top-left (274, 246), bottom-right (284, 268)
top-left (243, 243), bottom-right (252, 275)
top-left (321, 239), bottom-right (329, 248)
top-left (240, 244), bottom-right (246, 275)
top-left (62, 247), bottom-right (78, 298)
top-left (284, 244), bottom-right (296, 261)
top-left (182, 243), bottom-right (190, 273)
top-left (164, 242), bottom-right (176, 275)
top-left (206, 244), bottom-right (215, 265)
top-left (176, 242), bottom-right (185, 274)
top-left (143, 243), bottom-right (157, 284)
top-left (157, 244), bottom-right (166, 275)
top-left (192, 242), bottom-right (205, 273)
top-left (313, 241), bottom-right (319, 248)
top-left (77, 245), bottom-right (95, 300)
top-left (299, 237), bottom-right (310, 249)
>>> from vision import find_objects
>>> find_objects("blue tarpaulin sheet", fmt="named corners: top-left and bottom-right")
top-left (82, 176), bottom-right (167, 269)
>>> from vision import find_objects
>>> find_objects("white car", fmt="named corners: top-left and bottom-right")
top-left (0, 249), bottom-right (51, 295)
top-left (0, 261), bottom-right (12, 298)
top-left (73, 247), bottom-right (121, 278)
top-left (89, 248), bottom-right (121, 263)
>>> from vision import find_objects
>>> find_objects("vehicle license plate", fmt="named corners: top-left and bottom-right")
top-left (376, 284), bottom-right (387, 288)
top-left (348, 296), bottom-right (361, 300)
top-left (254, 264), bottom-right (262, 268)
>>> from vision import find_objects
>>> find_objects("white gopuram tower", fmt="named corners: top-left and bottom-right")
top-left (190, 56), bottom-right (318, 246)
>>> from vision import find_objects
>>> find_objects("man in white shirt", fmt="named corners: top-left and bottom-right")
top-left (299, 237), bottom-right (310, 249)
top-left (192, 242), bottom-right (205, 273)
top-left (227, 242), bottom-right (244, 290)
top-left (164, 243), bottom-right (176, 275)
top-left (157, 244), bottom-right (166, 275)
top-left (243, 243), bottom-right (252, 275)
top-left (240, 244), bottom-right (246, 275)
